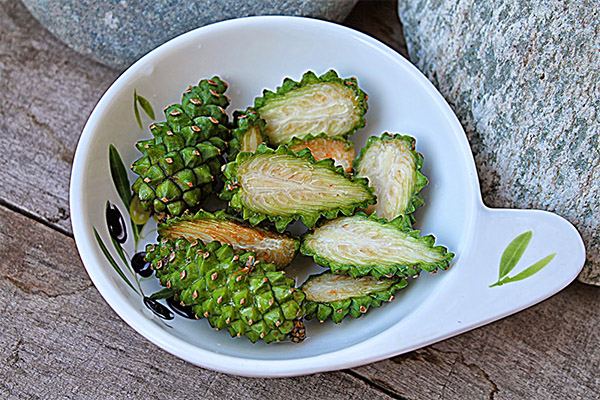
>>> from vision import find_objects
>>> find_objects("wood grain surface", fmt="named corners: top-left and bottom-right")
top-left (1, 0), bottom-right (598, 399)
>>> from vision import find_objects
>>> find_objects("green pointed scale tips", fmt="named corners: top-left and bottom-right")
top-left (288, 133), bottom-right (355, 173)
top-left (181, 76), bottom-right (231, 122)
top-left (300, 213), bottom-right (454, 279)
top-left (252, 70), bottom-right (368, 146)
top-left (301, 272), bottom-right (407, 324)
top-left (354, 133), bottom-right (428, 222)
top-left (145, 239), bottom-right (306, 343)
top-left (220, 144), bottom-right (376, 232)
top-left (228, 111), bottom-right (268, 160)
top-left (130, 77), bottom-right (232, 218)
top-left (157, 209), bottom-right (299, 269)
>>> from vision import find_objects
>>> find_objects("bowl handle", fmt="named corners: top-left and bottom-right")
top-left (420, 206), bottom-right (586, 334)
top-left (309, 207), bottom-right (586, 369)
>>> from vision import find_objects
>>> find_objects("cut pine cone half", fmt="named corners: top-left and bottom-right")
top-left (157, 209), bottom-right (299, 269)
top-left (220, 144), bottom-right (376, 232)
top-left (300, 213), bottom-right (454, 279)
top-left (354, 133), bottom-right (428, 222)
top-left (301, 271), bottom-right (407, 324)
top-left (251, 70), bottom-right (368, 146)
top-left (228, 111), bottom-right (268, 160)
top-left (288, 133), bottom-right (355, 173)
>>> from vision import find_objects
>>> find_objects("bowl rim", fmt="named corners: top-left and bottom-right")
top-left (70, 15), bottom-right (482, 377)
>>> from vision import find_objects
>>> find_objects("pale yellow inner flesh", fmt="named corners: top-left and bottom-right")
top-left (356, 139), bottom-right (416, 220)
top-left (259, 82), bottom-right (361, 145)
top-left (237, 154), bottom-right (370, 217)
top-left (240, 125), bottom-right (263, 153)
top-left (305, 217), bottom-right (444, 266)
top-left (304, 273), bottom-right (395, 302)
top-left (289, 137), bottom-right (355, 173)
top-left (162, 219), bottom-right (296, 268)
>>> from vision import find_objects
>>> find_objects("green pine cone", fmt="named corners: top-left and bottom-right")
top-left (157, 209), bottom-right (299, 269)
top-left (228, 111), bottom-right (268, 160)
top-left (354, 133), bottom-right (428, 222)
top-left (220, 144), bottom-right (376, 232)
top-left (251, 70), bottom-right (368, 146)
top-left (145, 239), bottom-right (306, 343)
top-left (300, 212), bottom-right (454, 279)
top-left (130, 77), bottom-right (231, 218)
top-left (182, 77), bottom-right (230, 114)
top-left (301, 272), bottom-right (407, 324)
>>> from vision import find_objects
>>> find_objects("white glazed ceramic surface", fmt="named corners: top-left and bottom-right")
top-left (70, 16), bottom-right (585, 377)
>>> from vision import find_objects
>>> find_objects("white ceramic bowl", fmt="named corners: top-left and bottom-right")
top-left (70, 16), bottom-right (585, 377)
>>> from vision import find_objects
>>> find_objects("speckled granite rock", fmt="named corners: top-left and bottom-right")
top-left (21, 0), bottom-right (359, 70)
top-left (398, 0), bottom-right (600, 285)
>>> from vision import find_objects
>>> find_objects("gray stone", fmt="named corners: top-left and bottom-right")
top-left (21, 0), bottom-right (359, 70)
top-left (398, 0), bottom-right (600, 285)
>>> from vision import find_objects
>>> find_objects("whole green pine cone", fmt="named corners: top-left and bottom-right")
top-left (145, 238), bottom-right (306, 343)
top-left (130, 77), bottom-right (231, 218)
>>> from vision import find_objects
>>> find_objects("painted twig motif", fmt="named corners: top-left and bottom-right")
top-left (490, 231), bottom-right (555, 287)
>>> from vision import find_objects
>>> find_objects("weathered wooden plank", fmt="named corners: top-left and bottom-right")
top-left (3, 0), bottom-right (599, 398)
top-left (0, 0), bottom-right (118, 233)
top-left (344, 0), bottom-right (409, 59)
top-left (0, 204), bottom-right (395, 400)
top-left (352, 281), bottom-right (600, 399)
top-left (2, 202), bottom-right (599, 399)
